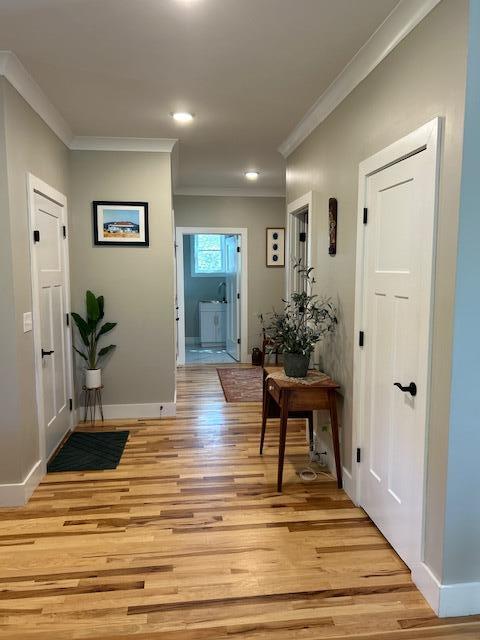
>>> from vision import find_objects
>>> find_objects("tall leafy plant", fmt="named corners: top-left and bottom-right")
top-left (261, 260), bottom-right (337, 356)
top-left (72, 290), bottom-right (117, 369)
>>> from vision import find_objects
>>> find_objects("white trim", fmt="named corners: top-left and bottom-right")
top-left (285, 191), bottom-right (316, 299)
top-left (70, 136), bottom-right (177, 153)
top-left (412, 562), bottom-right (480, 617)
top-left (0, 51), bottom-right (72, 147)
top-left (0, 459), bottom-right (44, 507)
top-left (174, 186), bottom-right (285, 198)
top-left (412, 562), bottom-right (441, 614)
top-left (27, 174), bottom-right (75, 472)
top-left (279, 0), bottom-right (442, 157)
top-left (352, 118), bottom-right (441, 592)
top-left (79, 402), bottom-right (176, 421)
top-left (175, 226), bottom-right (249, 365)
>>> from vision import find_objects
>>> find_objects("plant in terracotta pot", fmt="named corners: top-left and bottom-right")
top-left (261, 261), bottom-right (337, 378)
top-left (72, 290), bottom-right (117, 389)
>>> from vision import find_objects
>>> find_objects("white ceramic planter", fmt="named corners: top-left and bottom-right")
top-left (85, 368), bottom-right (102, 389)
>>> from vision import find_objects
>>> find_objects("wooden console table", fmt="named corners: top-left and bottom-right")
top-left (260, 366), bottom-right (342, 492)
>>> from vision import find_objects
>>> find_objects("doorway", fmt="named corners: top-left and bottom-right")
top-left (286, 192), bottom-right (314, 297)
top-left (27, 174), bottom-right (74, 463)
top-left (175, 227), bottom-right (248, 365)
top-left (353, 118), bottom-right (441, 573)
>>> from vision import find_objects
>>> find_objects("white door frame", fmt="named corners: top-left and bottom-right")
top-left (27, 173), bottom-right (74, 467)
top-left (286, 191), bottom-right (316, 299)
top-left (352, 118), bottom-right (441, 557)
top-left (175, 226), bottom-right (248, 365)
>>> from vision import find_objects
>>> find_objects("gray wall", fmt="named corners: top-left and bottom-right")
top-left (442, 0), bottom-right (480, 586)
top-left (285, 0), bottom-right (468, 582)
top-left (183, 235), bottom-right (224, 340)
top-left (0, 77), bottom-right (70, 483)
top-left (70, 151), bottom-right (175, 406)
top-left (174, 195), bottom-right (286, 351)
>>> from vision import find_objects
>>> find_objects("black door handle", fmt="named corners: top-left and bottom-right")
top-left (394, 381), bottom-right (417, 397)
top-left (41, 349), bottom-right (54, 358)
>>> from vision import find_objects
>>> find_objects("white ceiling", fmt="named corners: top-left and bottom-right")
top-left (0, 0), bottom-right (399, 193)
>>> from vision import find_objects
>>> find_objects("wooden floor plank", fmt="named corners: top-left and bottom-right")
top-left (0, 363), bottom-right (478, 638)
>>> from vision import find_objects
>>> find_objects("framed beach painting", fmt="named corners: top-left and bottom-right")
top-left (93, 201), bottom-right (149, 247)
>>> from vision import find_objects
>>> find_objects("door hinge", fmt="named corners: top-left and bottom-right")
top-left (69, 398), bottom-right (73, 411)
top-left (237, 246), bottom-right (241, 253)
top-left (62, 225), bottom-right (67, 238)
top-left (299, 231), bottom-right (307, 242)
top-left (363, 208), bottom-right (368, 224)
top-left (66, 313), bottom-right (70, 326)
top-left (33, 229), bottom-right (40, 243)
top-left (359, 331), bottom-right (365, 347)
top-left (237, 293), bottom-right (240, 300)
top-left (237, 338), bottom-right (241, 344)
top-left (356, 447), bottom-right (361, 463)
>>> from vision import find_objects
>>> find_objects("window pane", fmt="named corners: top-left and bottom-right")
top-left (193, 234), bottom-right (225, 274)
top-left (196, 234), bottom-right (222, 251)
top-left (197, 250), bottom-right (223, 273)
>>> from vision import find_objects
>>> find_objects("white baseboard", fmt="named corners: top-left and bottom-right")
top-left (78, 402), bottom-right (176, 422)
top-left (412, 562), bottom-right (441, 613)
top-left (341, 465), bottom-right (354, 500)
top-left (412, 562), bottom-right (480, 617)
top-left (0, 459), bottom-right (44, 507)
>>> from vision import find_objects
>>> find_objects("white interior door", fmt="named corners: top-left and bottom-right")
top-left (360, 149), bottom-right (435, 569)
top-left (33, 190), bottom-right (71, 459)
top-left (225, 235), bottom-right (240, 360)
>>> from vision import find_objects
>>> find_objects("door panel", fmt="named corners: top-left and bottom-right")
top-left (361, 150), bottom-right (432, 568)
top-left (225, 235), bottom-right (240, 361)
top-left (34, 192), bottom-right (70, 458)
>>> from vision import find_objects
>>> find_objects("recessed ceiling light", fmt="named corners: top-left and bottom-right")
top-left (245, 171), bottom-right (259, 181)
top-left (172, 112), bottom-right (194, 123)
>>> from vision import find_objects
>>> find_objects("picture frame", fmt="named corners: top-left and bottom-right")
top-left (266, 227), bottom-right (285, 267)
top-left (93, 201), bottom-right (149, 247)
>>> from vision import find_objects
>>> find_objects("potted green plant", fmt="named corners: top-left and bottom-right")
top-left (72, 290), bottom-right (117, 389)
top-left (261, 261), bottom-right (337, 378)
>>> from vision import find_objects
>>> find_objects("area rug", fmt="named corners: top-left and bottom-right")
top-left (217, 367), bottom-right (263, 403)
top-left (47, 431), bottom-right (129, 472)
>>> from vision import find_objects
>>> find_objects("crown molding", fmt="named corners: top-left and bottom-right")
top-left (0, 50), bottom-right (73, 147)
top-left (279, 0), bottom-right (442, 158)
top-left (70, 136), bottom-right (177, 152)
top-left (174, 186), bottom-right (285, 198)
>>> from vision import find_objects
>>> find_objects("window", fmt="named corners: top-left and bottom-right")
top-left (192, 234), bottom-right (226, 276)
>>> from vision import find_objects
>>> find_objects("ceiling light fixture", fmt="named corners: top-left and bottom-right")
top-left (245, 171), bottom-right (259, 181)
top-left (172, 112), bottom-right (194, 123)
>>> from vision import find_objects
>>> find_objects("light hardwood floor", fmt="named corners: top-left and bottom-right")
top-left (0, 364), bottom-right (479, 639)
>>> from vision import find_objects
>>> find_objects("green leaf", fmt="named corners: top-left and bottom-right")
top-left (73, 346), bottom-right (88, 361)
top-left (86, 290), bottom-right (100, 326)
top-left (98, 344), bottom-right (116, 359)
top-left (96, 322), bottom-right (117, 340)
top-left (97, 295), bottom-right (105, 320)
top-left (71, 312), bottom-right (90, 346)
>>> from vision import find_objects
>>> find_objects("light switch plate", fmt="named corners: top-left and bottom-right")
top-left (23, 311), bottom-right (33, 333)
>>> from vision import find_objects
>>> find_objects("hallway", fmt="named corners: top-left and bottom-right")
top-left (0, 365), bottom-right (479, 638)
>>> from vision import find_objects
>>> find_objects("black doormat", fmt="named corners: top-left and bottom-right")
top-left (47, 431), bottom-right (129, 473)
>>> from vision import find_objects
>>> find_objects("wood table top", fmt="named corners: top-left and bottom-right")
top-left (264, 366), bottom-right (340, 390)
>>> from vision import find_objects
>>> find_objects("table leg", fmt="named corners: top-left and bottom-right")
top-left (260, 382), bottom-right (270, 454)
top-left (98, 388), bottom-right (104, 422)
top-left (308, 412), bottom-right (314, 453)
top-left (277, 392), bottom-right (289, 492)
top-left (328, 391), bottom-right (343, 489)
